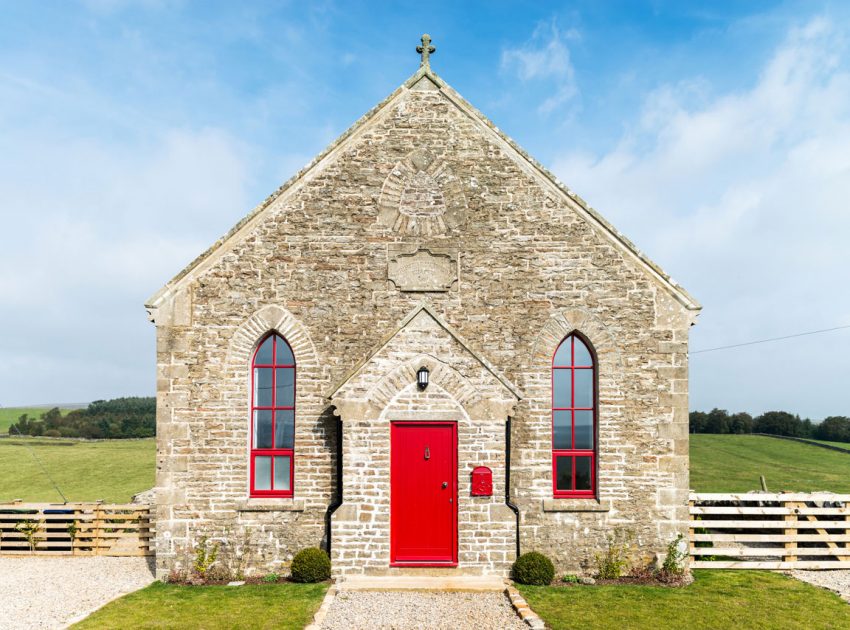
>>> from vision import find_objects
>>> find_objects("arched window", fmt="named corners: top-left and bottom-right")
top-left (250, 333), bottom-right (295, 497)
top-left (552, 333), bottom-right (596, 498)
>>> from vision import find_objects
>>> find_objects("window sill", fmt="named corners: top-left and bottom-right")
top-left (236, 498), bottom-right (305, 513)
top-left (542, 498), bottom-right (611, 513)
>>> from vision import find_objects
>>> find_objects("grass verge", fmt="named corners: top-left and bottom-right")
top-left (72, 582), bottom-right (329, 630)
top-left (518, 570), bottom-right (850, 630)
top-left (690, 434), bottom-right (850, 492)
top-left (0, 437), bottom-right (155, 503)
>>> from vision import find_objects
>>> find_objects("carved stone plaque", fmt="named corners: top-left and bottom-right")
top-left (387, 245), bottom-right (458, 292)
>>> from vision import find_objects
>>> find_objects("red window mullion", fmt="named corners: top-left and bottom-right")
top-left (572, 454), bottom-right (576, 492)
top-left (270, 337), bottom-right (276, 460)
top-left (571, 336), bottom-right (575, 452)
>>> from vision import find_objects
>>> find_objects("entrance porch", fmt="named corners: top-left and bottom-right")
top-left (327, 303), bottom-right (520, 577)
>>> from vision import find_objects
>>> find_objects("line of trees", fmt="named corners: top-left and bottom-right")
top-left (9, 397), bottom-right (155, 439)
top-left (690, 408), bottom-right (850, 443)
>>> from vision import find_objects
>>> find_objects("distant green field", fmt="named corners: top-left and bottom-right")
top-left (690, 434), bottom-right (850, 493)
top-left (0, 407), bottom-right (73, 433)
top-left (0, 437), bottom-right (155, 503)
top-left (2, 433), bottom-right (848, 505)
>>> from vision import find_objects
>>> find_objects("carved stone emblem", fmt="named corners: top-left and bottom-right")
top-left (387, 245), bottom-right (458, 292)
top-left (377, 149), bottom-right (466, 236)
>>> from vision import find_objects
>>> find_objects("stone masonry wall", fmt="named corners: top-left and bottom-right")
top-left (151, 72), bottom-right (696, 579)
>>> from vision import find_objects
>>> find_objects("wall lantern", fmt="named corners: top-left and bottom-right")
top-left (417, 366), bottom-right (430, 390)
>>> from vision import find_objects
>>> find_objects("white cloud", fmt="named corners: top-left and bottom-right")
top-left (501, 21), bottom-right (579, 113)
top-left (552, 16), bottom-right (850, 418)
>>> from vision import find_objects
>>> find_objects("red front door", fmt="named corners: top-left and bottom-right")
top-left (390, 421), bottom-right (457, 565)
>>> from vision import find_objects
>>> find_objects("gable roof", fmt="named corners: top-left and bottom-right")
top-left (326, 301), bottom-right (523, 401)
top-left (146, 64), bottom-right (701, 313)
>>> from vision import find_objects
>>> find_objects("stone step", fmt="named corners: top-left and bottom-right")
top-left (337, 575), bottom-right (508, 592)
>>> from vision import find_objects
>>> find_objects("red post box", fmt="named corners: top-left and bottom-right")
top-left (471, 466), bottom-right (493, 496)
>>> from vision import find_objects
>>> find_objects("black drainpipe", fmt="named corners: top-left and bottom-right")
top-left (324, 415), bottom-right (343, 555)
top-left (505, 417), bottom-right (521, 559)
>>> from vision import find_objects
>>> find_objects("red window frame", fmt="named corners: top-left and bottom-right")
top-left (552, 333), bottom-right (596, 498)
top-left (250, 333), bottom-right (296, 498)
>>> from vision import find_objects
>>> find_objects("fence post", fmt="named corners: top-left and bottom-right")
top-left (845, 501), bottom-right (849, 560)
top-left (784, 498), bottom-right (798, 567)
top-left (71, 506), bottom-right (80, 556)
top-left (93, 502), bottom-right (104, 557)
top-left (688, 496), bottom-right (696, 565)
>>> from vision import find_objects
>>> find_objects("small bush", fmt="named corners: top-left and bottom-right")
top-left (511, 551), bottom-right (555, 586)
top-left (14, 519), bottom-right (42, 553)
top-left (561, 574), bottom-right (579, 584)
top-left (661, 534), bottom-right (688, 575)
top-left (290, 547), bottom-right (331, 583)
top-left (202, 565), bottom-right (232, 583)
top-left (263, 573), bottom-right (279, 583)
top-left (595, 530), bottom-right (634, 580)
top-left (193, 537), bottom-right (220, 578)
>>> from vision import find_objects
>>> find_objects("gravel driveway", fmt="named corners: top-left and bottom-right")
top-left (0, 556), bottom-right (155, 630)
top-left (791, 570), bottom-right (850, 604)
top-left (320, 590), bottom-right (528, 630)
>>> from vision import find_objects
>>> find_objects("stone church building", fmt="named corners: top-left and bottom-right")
top-left (146, 37), bottom-right (700, 580)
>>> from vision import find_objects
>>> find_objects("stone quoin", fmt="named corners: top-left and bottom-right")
top-left (146, 34), bottom-right (700, 579)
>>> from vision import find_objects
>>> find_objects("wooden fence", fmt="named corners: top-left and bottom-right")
top-left (689, 492), bottom-right (850, 569)
top-left (0, 502), bottom-right (153, 556)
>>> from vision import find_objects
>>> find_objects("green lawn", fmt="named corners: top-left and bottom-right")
top-left (0, 407), bottom-right (73, 433)
top-left (519, 570), bottom-right (850, 630)
top-left (72, 582), bottom-right (328, 630)
top-left (0, 437), bottom-right (155, 503)
top-left (689, 434), bottom-right (850, 493)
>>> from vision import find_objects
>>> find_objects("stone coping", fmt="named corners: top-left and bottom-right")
top-left (541, 498), bottom-right (611, 512)
top-left (235, 498), bottom-right (306, 512)
top-left (304, 584), bottom-right (338, 630)
top-left (505, 584), bottom-right (546, 629)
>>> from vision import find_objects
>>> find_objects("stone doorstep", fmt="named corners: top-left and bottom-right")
top-left (337, 575), bottom-right (508, 592)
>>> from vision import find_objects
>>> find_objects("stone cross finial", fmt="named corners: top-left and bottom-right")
top-left (417, 34), bottom-right (435, 68)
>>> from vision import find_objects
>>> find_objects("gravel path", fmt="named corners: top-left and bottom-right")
top-left (791, 570), bottom-right (850, 604)
top-left (320, 591), bottom-right (528, 630)
top-left (0, 556), bottom-right (155, 630)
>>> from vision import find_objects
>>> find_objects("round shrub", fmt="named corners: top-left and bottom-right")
top-left (290, 547), bottom-right (331, 583)
top-left (511, 551), bottom-right (555, 586)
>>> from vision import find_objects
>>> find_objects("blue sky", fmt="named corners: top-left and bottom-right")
top-left (1, 1), bottom-right (849, 418)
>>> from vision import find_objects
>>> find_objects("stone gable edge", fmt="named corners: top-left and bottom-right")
top-left (145, 65), bottom-right (701, 322)
top-left (325, 301), bottom-right (522, 402)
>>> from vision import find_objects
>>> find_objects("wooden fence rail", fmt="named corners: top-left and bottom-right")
top-left (0, 502), bottom-right (153, 557)
top-left (689, 492), bottom-right (850, 569)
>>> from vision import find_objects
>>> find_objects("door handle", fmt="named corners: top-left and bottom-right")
top-left (424, 446), bottom-right (430, 460)
top-left (442, 481), bottom-right (448, 489)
